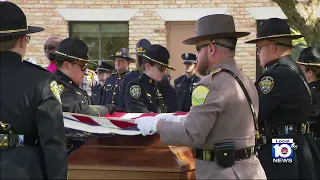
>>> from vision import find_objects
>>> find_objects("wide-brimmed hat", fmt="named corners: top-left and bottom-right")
top-left (143, 44), bottom-right (175, 71)
top-left (133, 39), bottom-right (152, 57)
top-left (181, 53), bottom-right (197, 64)
top-left (96, 61), bottom-right (114, 72)
top-left (55, 38), bottom-right (92, 63)
top-left (0, 1), bottom-right (44, 38)
top-left (246, 18), bottom-right (303, 44)
top-left (297, 47), bottom-right (320, 67)
top-left (109, 48), bottom-right (135, 62)
top-left (183, 14), bottom-right (250, 45)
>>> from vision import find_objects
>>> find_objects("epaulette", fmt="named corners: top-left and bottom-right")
top-left (210, 68), bottom-right (222, 82)
top-left (23, 60), bottom-right (50, 73)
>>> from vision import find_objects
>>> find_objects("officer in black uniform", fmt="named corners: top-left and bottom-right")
top-left (125, 44), bottom-right (176, 113)
top-left (117, 39), bottom-right (151, 110)
top-left (91, 61), bottom-right (114, 105)
top-left (118, 39), bottom-right (179, 112)
top-left (246, 18), bottom-right (320, 179)
top-left (54, 38), bottom-right (116, 154)
top-left (105, 48), bottom-right (135, 107)
top-left (0, 2), bottom-right (67, 179)
top-left (297, 46), bottom-right (320, 150)
top-left (174, 53), bottom-right (201, 112)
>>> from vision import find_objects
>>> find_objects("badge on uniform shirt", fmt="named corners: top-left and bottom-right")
top-left (259, 76), bottom-right (274, 94)
top-left (130, 85), bottom-right (141, 99)
top-left (192, 85), bottom-right (209, 106)
top-left (50, 81), bottom-right (63, 104)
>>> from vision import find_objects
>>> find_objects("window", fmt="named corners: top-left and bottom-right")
top-left (255, 20), bottom-right (307, 78)
top-left (69, 22), bottom-right (129, 61)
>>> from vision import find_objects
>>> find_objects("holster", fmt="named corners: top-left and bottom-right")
top-left (214, 142), bottom-right (236, 168)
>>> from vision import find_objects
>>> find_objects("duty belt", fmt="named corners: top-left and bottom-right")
top-left (0, 134), bottom-right (38, 149)
top-left (193, 146), bottom-right (255, 161)
top-left (272, 123), bottom-right (311, 136)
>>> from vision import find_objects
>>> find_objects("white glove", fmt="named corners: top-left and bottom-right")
top-left (154, 113), bottom-right (182, 123)
top-left (135, 116), bottom-right (159, 136)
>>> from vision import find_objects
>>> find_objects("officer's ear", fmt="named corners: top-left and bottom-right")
top-left (208, 43), bottom-right (217, 57)
top-left (144, 62), bottom-right (151, 71)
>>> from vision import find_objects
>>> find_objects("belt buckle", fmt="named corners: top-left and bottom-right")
top-left (0, 134), bottom-right (9, 149)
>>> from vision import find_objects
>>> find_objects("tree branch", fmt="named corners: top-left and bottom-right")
top-left (272, 0), bottom-right (320, 46)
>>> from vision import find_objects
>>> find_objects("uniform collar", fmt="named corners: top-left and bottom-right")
top-left (206, 57), bottom-right (236, 75)
top-left (186, 73), bottom-right (196, 81)
top-left (309, 80), bottom-right (320, 89)
top-left (55, 69), bottom-right (77, 85)
top-left (140, 73), bottom-right (155, 84)
top-left (265, 55), bottom-right (292, 70)
top-left (0, 51), bottom-right (23, 63)
top-left (118, 70), bottom-right (129, 77)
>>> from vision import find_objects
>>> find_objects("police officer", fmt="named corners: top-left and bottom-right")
top-left (297, 46), bottom-right (320, 150)
top-left (174, 53), bottom-right (201, 112)
top-left (134, 14), bottom-right (266, 179)
top-left (91, 61), bottom-right (114, 105)
top-left (0, 1), bottom-right (67, 179)
top-left (117, 39), bottom-right (151, 110)
top-left (105, 48), bottom-right (135, 106)
top-left (125, 44), bottom-right (175, 113)
top-left (54, 38), bottom-right (116, 154)
top-left (117, 39), bottom-right (179, 112)
top-left (246, 18), bottom-right (320, 179)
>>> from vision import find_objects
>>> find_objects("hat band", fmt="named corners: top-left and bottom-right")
top-left (297, 62), bottom-right (320, 67)
top-left (0, 27), bottom-right (28, 33)
top-left (136, 50), bottom-right (145, 53)
top-left (143, 54), bottom-right (174, 69)
top-left (56, 51), bottom-right (88, 62)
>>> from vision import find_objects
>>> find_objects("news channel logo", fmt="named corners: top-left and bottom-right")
top-left (272, 138), bottom-right (298, 164)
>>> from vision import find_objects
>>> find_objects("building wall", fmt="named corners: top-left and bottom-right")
top-left (12, 0), bottom-right (279, 80)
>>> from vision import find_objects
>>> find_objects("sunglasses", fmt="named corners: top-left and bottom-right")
top-left (71, 61), bottom-right (87, 71)
top-left (154, 64), bottom-right (166, 72)
top-left (44, 45), bottom-right (57, 51)
top-left (196, 43), bottom-right (211, 53)
top-left (256, 41), bottom-right (293, 53)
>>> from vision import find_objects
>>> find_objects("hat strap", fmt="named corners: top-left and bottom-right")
top-left (143, 54), bottom-right (174, 70)
top-left (0, 27), bottom-right (28, 33)
top-left (56, 51), bottom-right (88, 62)
top-left (297, 62), bottom-right (320, 67)
top-left (212, 40), bottom-right (235, 51)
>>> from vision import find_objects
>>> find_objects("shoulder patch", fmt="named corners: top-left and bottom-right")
top-left (130, 84), bottom-right (141, 99)
top-left (210, 68), bottom-right (222, 82)
top-left (50, 81), bottom-right (64, 103)
top-left (192, 85), bottom-right (210, 106)
top-left (169, 78), bottom-right (175, 88)
top-left (259, 76), bottom-right (274, 94)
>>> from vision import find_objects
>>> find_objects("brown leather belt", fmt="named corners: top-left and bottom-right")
top-left (193, 146), bottom-right (255, 161)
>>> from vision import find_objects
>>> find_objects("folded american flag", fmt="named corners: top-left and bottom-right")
top-left (63, 112), bottom-right (188, 141)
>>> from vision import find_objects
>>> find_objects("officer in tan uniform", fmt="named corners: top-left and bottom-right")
top-left (135, 14), bottom-right (266, 179)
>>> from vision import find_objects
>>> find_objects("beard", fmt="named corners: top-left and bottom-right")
top-left (197, 54), bottom-right (209, 76)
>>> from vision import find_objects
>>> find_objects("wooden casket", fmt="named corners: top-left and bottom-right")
top-left (68, 134), bottom-right (195, 179)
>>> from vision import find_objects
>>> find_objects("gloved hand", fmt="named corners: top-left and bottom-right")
top-left (154, 113), bottom-right (182, 123)
top-left (104, 104), bottom-right (116, 114)
top-left (115, 107), bottom-right (127, 113)
top-left (90, 104), bottom-right (116, 116)
top-left (135, 116), bottom-right (159, 136)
